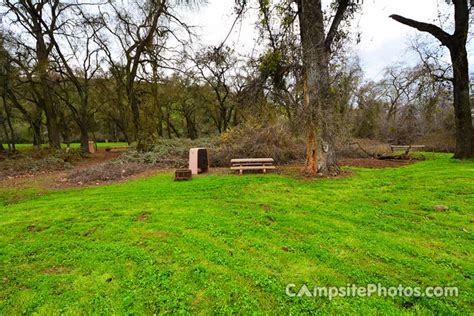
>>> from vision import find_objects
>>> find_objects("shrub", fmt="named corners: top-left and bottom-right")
top-left (212, 123), bottom-right (306, 166)
top-left (115, 123), bottom-right (306, 168)
top-left (117, 137), bottom-right (221, 168)
top-left (416, 131), bottom-right (455, 153)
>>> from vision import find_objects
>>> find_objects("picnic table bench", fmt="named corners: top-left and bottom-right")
top-left (390, 145), bottom-right (425, 153)
top-left (230, 158), bottom-right (276, 175)
top-left (105, 146), bottom-right (129, 152)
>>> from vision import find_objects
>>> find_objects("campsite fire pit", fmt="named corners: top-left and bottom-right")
top-left (175, 169), bottom-right (192, 181)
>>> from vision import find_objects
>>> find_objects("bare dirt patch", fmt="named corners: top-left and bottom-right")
top-left (82, 227), bottom-right (97, 236)
top-left (65, 161), bottom-right (147, 184)
top-left (27, 225), bottom-right (47, 233)
top-left (0, 151), bottom-right (417, 194)
top-left (145, 231), bottom-right (171, 237)
top-left (0, 149), bottom-right (168, 191)
top-left (338, 158), bottom-right (417, 168)
top-left (42, 266), bottom-right (71, 274)
top-left (137, 213), bottom-right (149, 222)
top-left (0, 149), bottom-right (119, 181)
top-left (55, 166), bottom-right (166, 189)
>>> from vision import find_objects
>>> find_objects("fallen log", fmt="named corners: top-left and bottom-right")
top-left (349, 142), bottom-right (416, 161)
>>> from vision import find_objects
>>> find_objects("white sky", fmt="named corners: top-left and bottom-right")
top-left (181, 0), bottom-right (473, 80)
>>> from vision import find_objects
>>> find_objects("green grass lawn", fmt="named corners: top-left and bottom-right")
top-left (0, 154), bottom-right (473, 314)
top-left (9, 142), bottom-right (129, 150)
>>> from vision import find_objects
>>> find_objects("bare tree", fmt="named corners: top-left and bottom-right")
top-left (92, 0), bottom-right (199, 147)
top-left (381, 65), bottom-right (421, 138)
top-left (2, 34), bottom-right (47, 148)
top-left (2, 58), bottom-right (45, 148)
top-left (192, 46), bottom-right (238, 133)
top-left (0, 36), bottom-right (17, 151)
top-left (49, 7), bottom-right (104, 154)
top-left (3, 0), bottom-right (68, 149)
top-left (390, 0), bottom-right (473, 159)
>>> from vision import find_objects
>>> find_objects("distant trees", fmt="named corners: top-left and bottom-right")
top-left (92, 0), bottom-right (168, 145)
top-left (192, 46), bottom-right (241, 133)
top-left (0, 0), bottom-right (467, 162)
top-left (351, 63), bottom-right (454, 147)
top-left (4, 0), bottom-right (64, 149)
top-left (0, 40), bottom-right (45, 148)
top-left (0, 0), bottom-right (211, 151)
top-left (49, 6), bottom-right (103, 153)
top-left (390, 0), bottom-right (473, 159)
top-left (352, 81), bottom-right (384, 139)
top-left (0, 38), bottom-right (16, 151)
top-left (3, 1), bottom-right (108, 152)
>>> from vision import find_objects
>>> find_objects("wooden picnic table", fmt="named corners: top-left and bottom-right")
top-left (230, 158), bottom-right (276, 175)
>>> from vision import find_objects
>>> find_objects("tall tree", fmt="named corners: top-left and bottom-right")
top-left (296, 0), bottom-right (355, 174)
top-left (94, 0), bottom-right (199, 147)
top-left (4, 0), bottom-right (64, 149)
top-left (390, 0), bottom-right (473, 159)
top-left (192, 46), bottom-right (238, 133)
top-left (7, 47), bottom-right (47, 148)
top-left (0, 35), bottom-right (17, 151)
top-left (49, 7), bottom-right (103, 154)
top-left (91, 0), bottom-right (166, 144)
top-left (237, 0), bottom-right (357, 174)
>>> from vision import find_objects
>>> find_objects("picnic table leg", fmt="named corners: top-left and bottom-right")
top-left (239, 168), bottom-right (243, 175)
top-left (404, 145), bottom-right (412, 155)
top-left (263, 168), bottom-right (266, 173)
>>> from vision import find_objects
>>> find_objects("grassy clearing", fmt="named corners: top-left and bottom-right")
top-left (0, 153), bottom-right (472, 314)
top-left (8, 142), bottom-right (129, 150)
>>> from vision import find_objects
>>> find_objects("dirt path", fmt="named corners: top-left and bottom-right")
top-left (0, 149), bottom-right (154, 191)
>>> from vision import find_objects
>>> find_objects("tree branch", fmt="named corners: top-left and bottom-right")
top-left (325, 0), bottom-right (350, 51)
top-left (389, 14), bottom-right (452, 47)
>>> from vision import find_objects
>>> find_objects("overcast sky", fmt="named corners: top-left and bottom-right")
top-left (182, 0), bottom-right (472, 81)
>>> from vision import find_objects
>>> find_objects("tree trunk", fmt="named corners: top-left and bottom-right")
top-left (166, 110), bottom-right (172, 139)
top-left (2, 96), bottom-right (16, 151)
top-left (185, 115), bottom-right (198, 140)
top-left (1, 116), bottom-right (11, 151)
top-left (79, 124), bottom-right (90, 154)
top-left (79, 99), bottom-right (90, 154)
top-left (38, 58), bottom-right (61, 149)
top-left (36, 24), bottom-right (60, 149)
top-left (157, 113), bottom-right (164, 138)
top-left (298, 0), bottom-right (342, 175)
top-left (129, 93), bottom-right (141, 141)
top-left (151, 64), bottom-right (163, 138)
top-left (304, 129), bottom-right (317, 175)
top-left (42, 100), bottom-right (60, 149)
top-left (31, 120), bottom-right (43, 148)
top-left (450, 45), bottom-right (473, 158)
